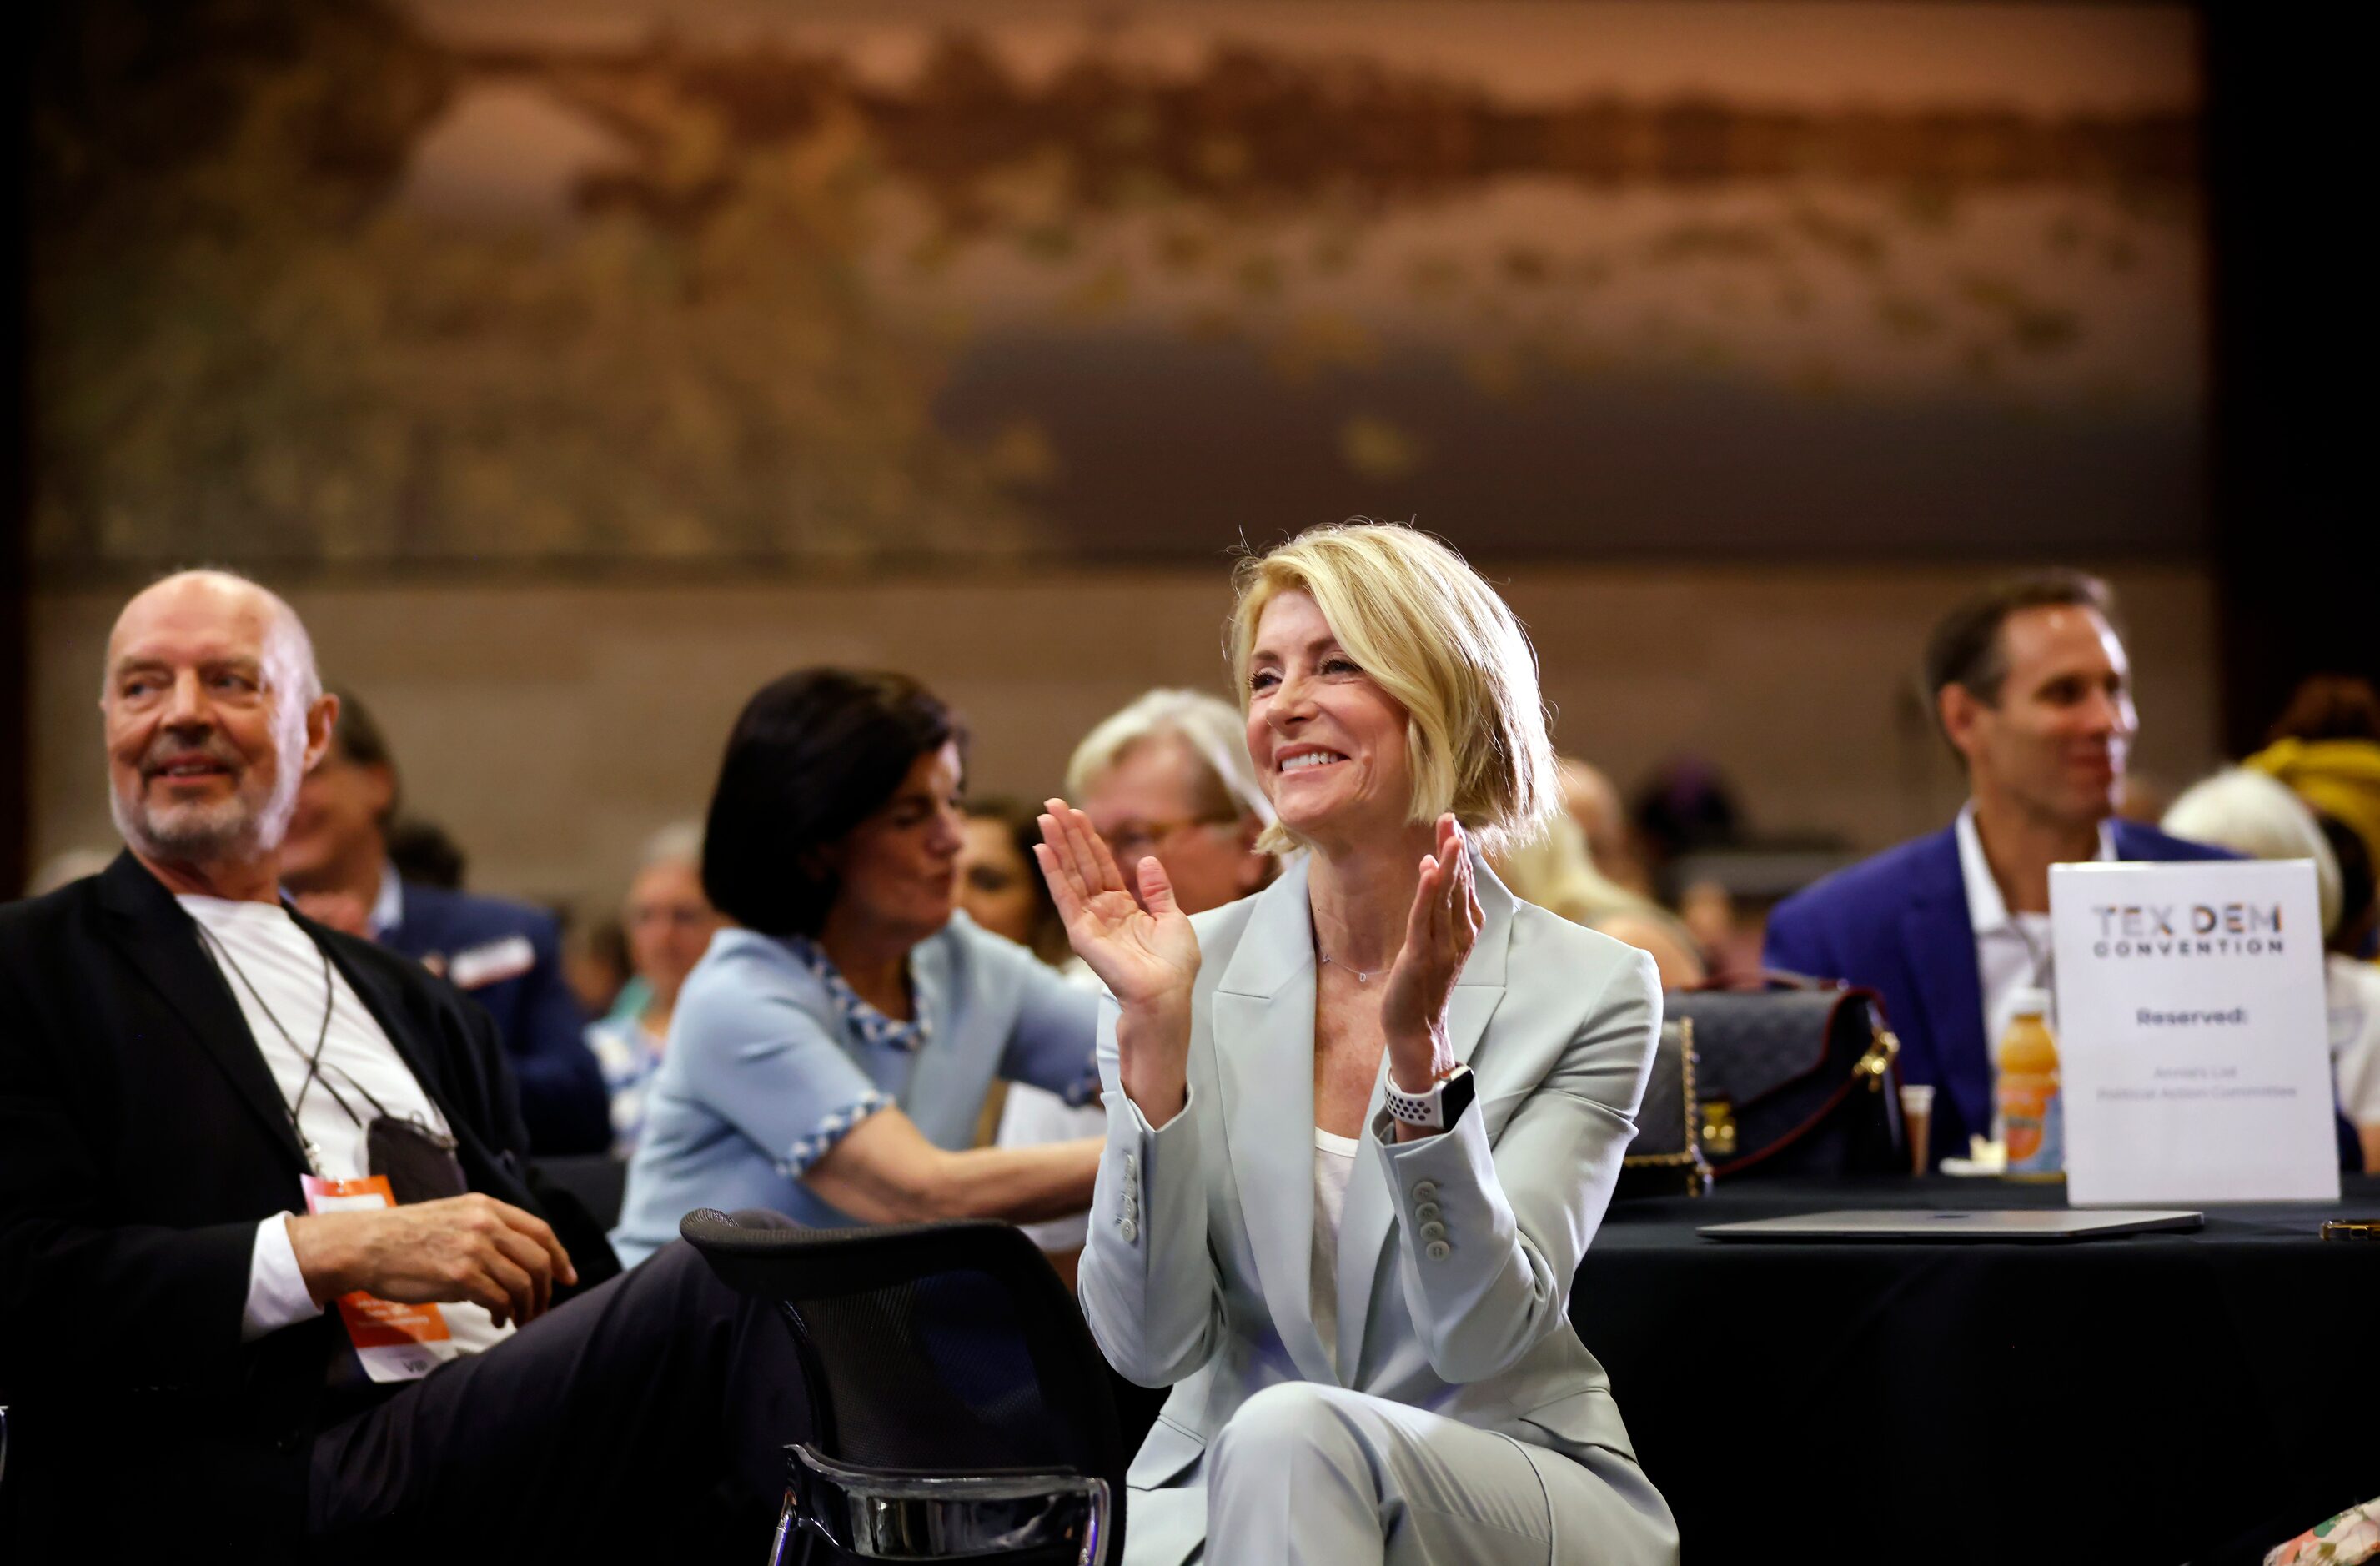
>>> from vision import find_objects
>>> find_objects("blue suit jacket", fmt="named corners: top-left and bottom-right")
top-left (1763, 821), bottom-right (2233, 1166)
top-left (381, 884), bottom-right (608, 1155)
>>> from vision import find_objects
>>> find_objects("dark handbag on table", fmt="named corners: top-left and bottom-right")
top-left (1664, 974), bottom-right (1906, 1179)
top-left (1616, 1018), bottom-right (1711, 1199)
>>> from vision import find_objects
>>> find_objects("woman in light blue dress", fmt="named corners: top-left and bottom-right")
top-left (611, 668), bottom-right (1103, 1266)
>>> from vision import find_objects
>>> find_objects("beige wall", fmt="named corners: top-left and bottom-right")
top-left (28, 561), bottom-right (2222, 913)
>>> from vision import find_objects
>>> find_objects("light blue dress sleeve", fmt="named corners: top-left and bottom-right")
top-left (681, 968), bottom-right (893, 1177)
top-left (996, 951), bottom-right (1104, 1107)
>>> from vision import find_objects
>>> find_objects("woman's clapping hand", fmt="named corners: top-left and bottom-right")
top-left (1035, 801), bottom-right (1200, 1006)
top-left (1379, 814), bottom-right (1484, 1095)
top-left (1035, 801), bottom-right (1201, 1118)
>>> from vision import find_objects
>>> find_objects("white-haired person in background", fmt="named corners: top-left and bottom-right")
top-left (997, 688), bottom-right (1278, 1287)
top-left (1071, 686), bottom-right (1280, 914)
top-left (2164, 768), bottom-right (2380, 1171)
top-left (1037, 522), bottom-right (1676, 1564)
top-left (584, 821), bottom-right (726, 1157)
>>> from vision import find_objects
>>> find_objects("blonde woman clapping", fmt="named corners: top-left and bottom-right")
top-left (1037, 522), bottom-right (1679, 1566)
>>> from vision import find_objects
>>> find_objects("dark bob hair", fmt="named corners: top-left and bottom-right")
top-left (701, 668), bottom-right (964, 937)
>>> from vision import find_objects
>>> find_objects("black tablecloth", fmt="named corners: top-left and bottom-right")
top-left (1570, 1177), bottom-right (2380, 1565)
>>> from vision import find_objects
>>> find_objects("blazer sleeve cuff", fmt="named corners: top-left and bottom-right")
top-left (1373, 1099), bottom-right (1515, 1270)
top-left (1079, 1080), bottom-right (1215, 1383)
top-left (1097, 1082), bottom-right (1199, 1259)
top-left (1117, 1091), bottom-right (1190, 1137)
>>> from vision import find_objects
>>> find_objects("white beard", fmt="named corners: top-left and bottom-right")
top-left (109, 750), bottom-right (302, 866)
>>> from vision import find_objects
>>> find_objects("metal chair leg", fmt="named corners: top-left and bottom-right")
top-left (768, 1486), bottom-right (802, 1566)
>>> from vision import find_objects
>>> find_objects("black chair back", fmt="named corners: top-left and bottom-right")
top-left (680, 1210), bottom-right (1128, 1562)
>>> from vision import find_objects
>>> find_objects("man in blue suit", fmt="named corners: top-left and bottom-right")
top-left (279, 690), bottom-right (610, 1153)
top-left (1765, 572), bottom-right (2231, 1167)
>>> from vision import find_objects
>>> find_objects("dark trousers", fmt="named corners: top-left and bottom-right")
top-left (309, 1236), bottom-right (809, 1559)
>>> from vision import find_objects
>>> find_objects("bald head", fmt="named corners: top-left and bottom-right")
top-left (106, 570), bottom-right (319, 708)
top-left (102, 570), bottom-right (334, 884)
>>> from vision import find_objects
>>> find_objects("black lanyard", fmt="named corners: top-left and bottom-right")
top-left (195, 917), bottom-right (470, 1203)
top-left (194, 918), bottom-right (339, 1174)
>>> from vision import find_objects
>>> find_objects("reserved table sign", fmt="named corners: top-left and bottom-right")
top-left (2049, 860), bottom-right (2338, 1205)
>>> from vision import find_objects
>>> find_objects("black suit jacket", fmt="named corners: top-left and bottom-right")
top-left (0, 853), bottom-right (620, 1535)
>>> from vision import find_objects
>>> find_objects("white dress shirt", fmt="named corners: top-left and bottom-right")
top-left (179, 896), bottom-right (513, 1363)
top-left (1955, 803), bottom-right (2115, 1129)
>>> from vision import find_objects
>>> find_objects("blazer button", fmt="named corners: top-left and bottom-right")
top-left (1119, 1217), bottom-right (1139, 1244)
top-left (1419, 1221), bottom-right (1448, 1241)
top-left (1414, 1202), bottom-right (1442, 1221)
top-left (1411, 1181), bottom-right (1439, 1201)
top-left (1425, 1240), bottom-right (1452, 1261)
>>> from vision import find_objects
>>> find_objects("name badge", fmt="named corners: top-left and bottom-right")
top-left (301, 1173), bottom-right (452, 1382)
top-left (448, 934), bottom-right (535, 991)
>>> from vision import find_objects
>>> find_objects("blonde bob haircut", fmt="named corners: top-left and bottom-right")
top-left (1228, 520), bottom-right (1559, 859)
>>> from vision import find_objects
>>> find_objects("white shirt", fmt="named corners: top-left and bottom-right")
top-left (179, 896), bottom-right (514, 1362)
top-left (2327, 955), bottom-right (2380, 1126)
top-left (1956, 803), bottom-right (2114, 1137)
top-left (1308, 1127), bottom-right (1360, 1365)
top-left (1956, 803), bottom-right (2115, 1053)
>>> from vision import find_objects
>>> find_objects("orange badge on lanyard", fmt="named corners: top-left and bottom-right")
top-left (301, 1174), bottom-right (452, 1380)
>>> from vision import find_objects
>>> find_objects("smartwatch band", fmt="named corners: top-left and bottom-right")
top-left (1386, 1064), bottom-right (1475, 1131)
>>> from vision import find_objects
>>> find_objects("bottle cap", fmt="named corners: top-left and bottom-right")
top-left (2008, 987), bottom-right (2052, 1021)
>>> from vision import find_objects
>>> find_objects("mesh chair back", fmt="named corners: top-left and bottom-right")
top-left (681, 1211), bottom-right (1128, 1557)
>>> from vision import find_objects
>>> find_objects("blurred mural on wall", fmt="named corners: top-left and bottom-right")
top-left (32, 0), bottom-right (2205, 576)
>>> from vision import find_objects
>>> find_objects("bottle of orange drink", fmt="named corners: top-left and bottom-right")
top-left (1996, 988), bottom-right (2063, 1182)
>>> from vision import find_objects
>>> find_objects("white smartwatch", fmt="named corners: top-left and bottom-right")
top-left (1384, 1065), bottom-right (1476, 1132)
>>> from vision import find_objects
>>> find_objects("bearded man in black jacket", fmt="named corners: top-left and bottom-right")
top-left (0, 571), bottom-right (803, 1559)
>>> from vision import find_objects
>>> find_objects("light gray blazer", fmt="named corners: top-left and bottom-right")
top-left (1077, 854), bottom-right (1664, 1563)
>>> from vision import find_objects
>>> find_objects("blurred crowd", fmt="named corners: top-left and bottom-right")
top-left (12, 544), bottom-right (2377, 1558)
top-left (28, 599), bottom-right (2377, 1196)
